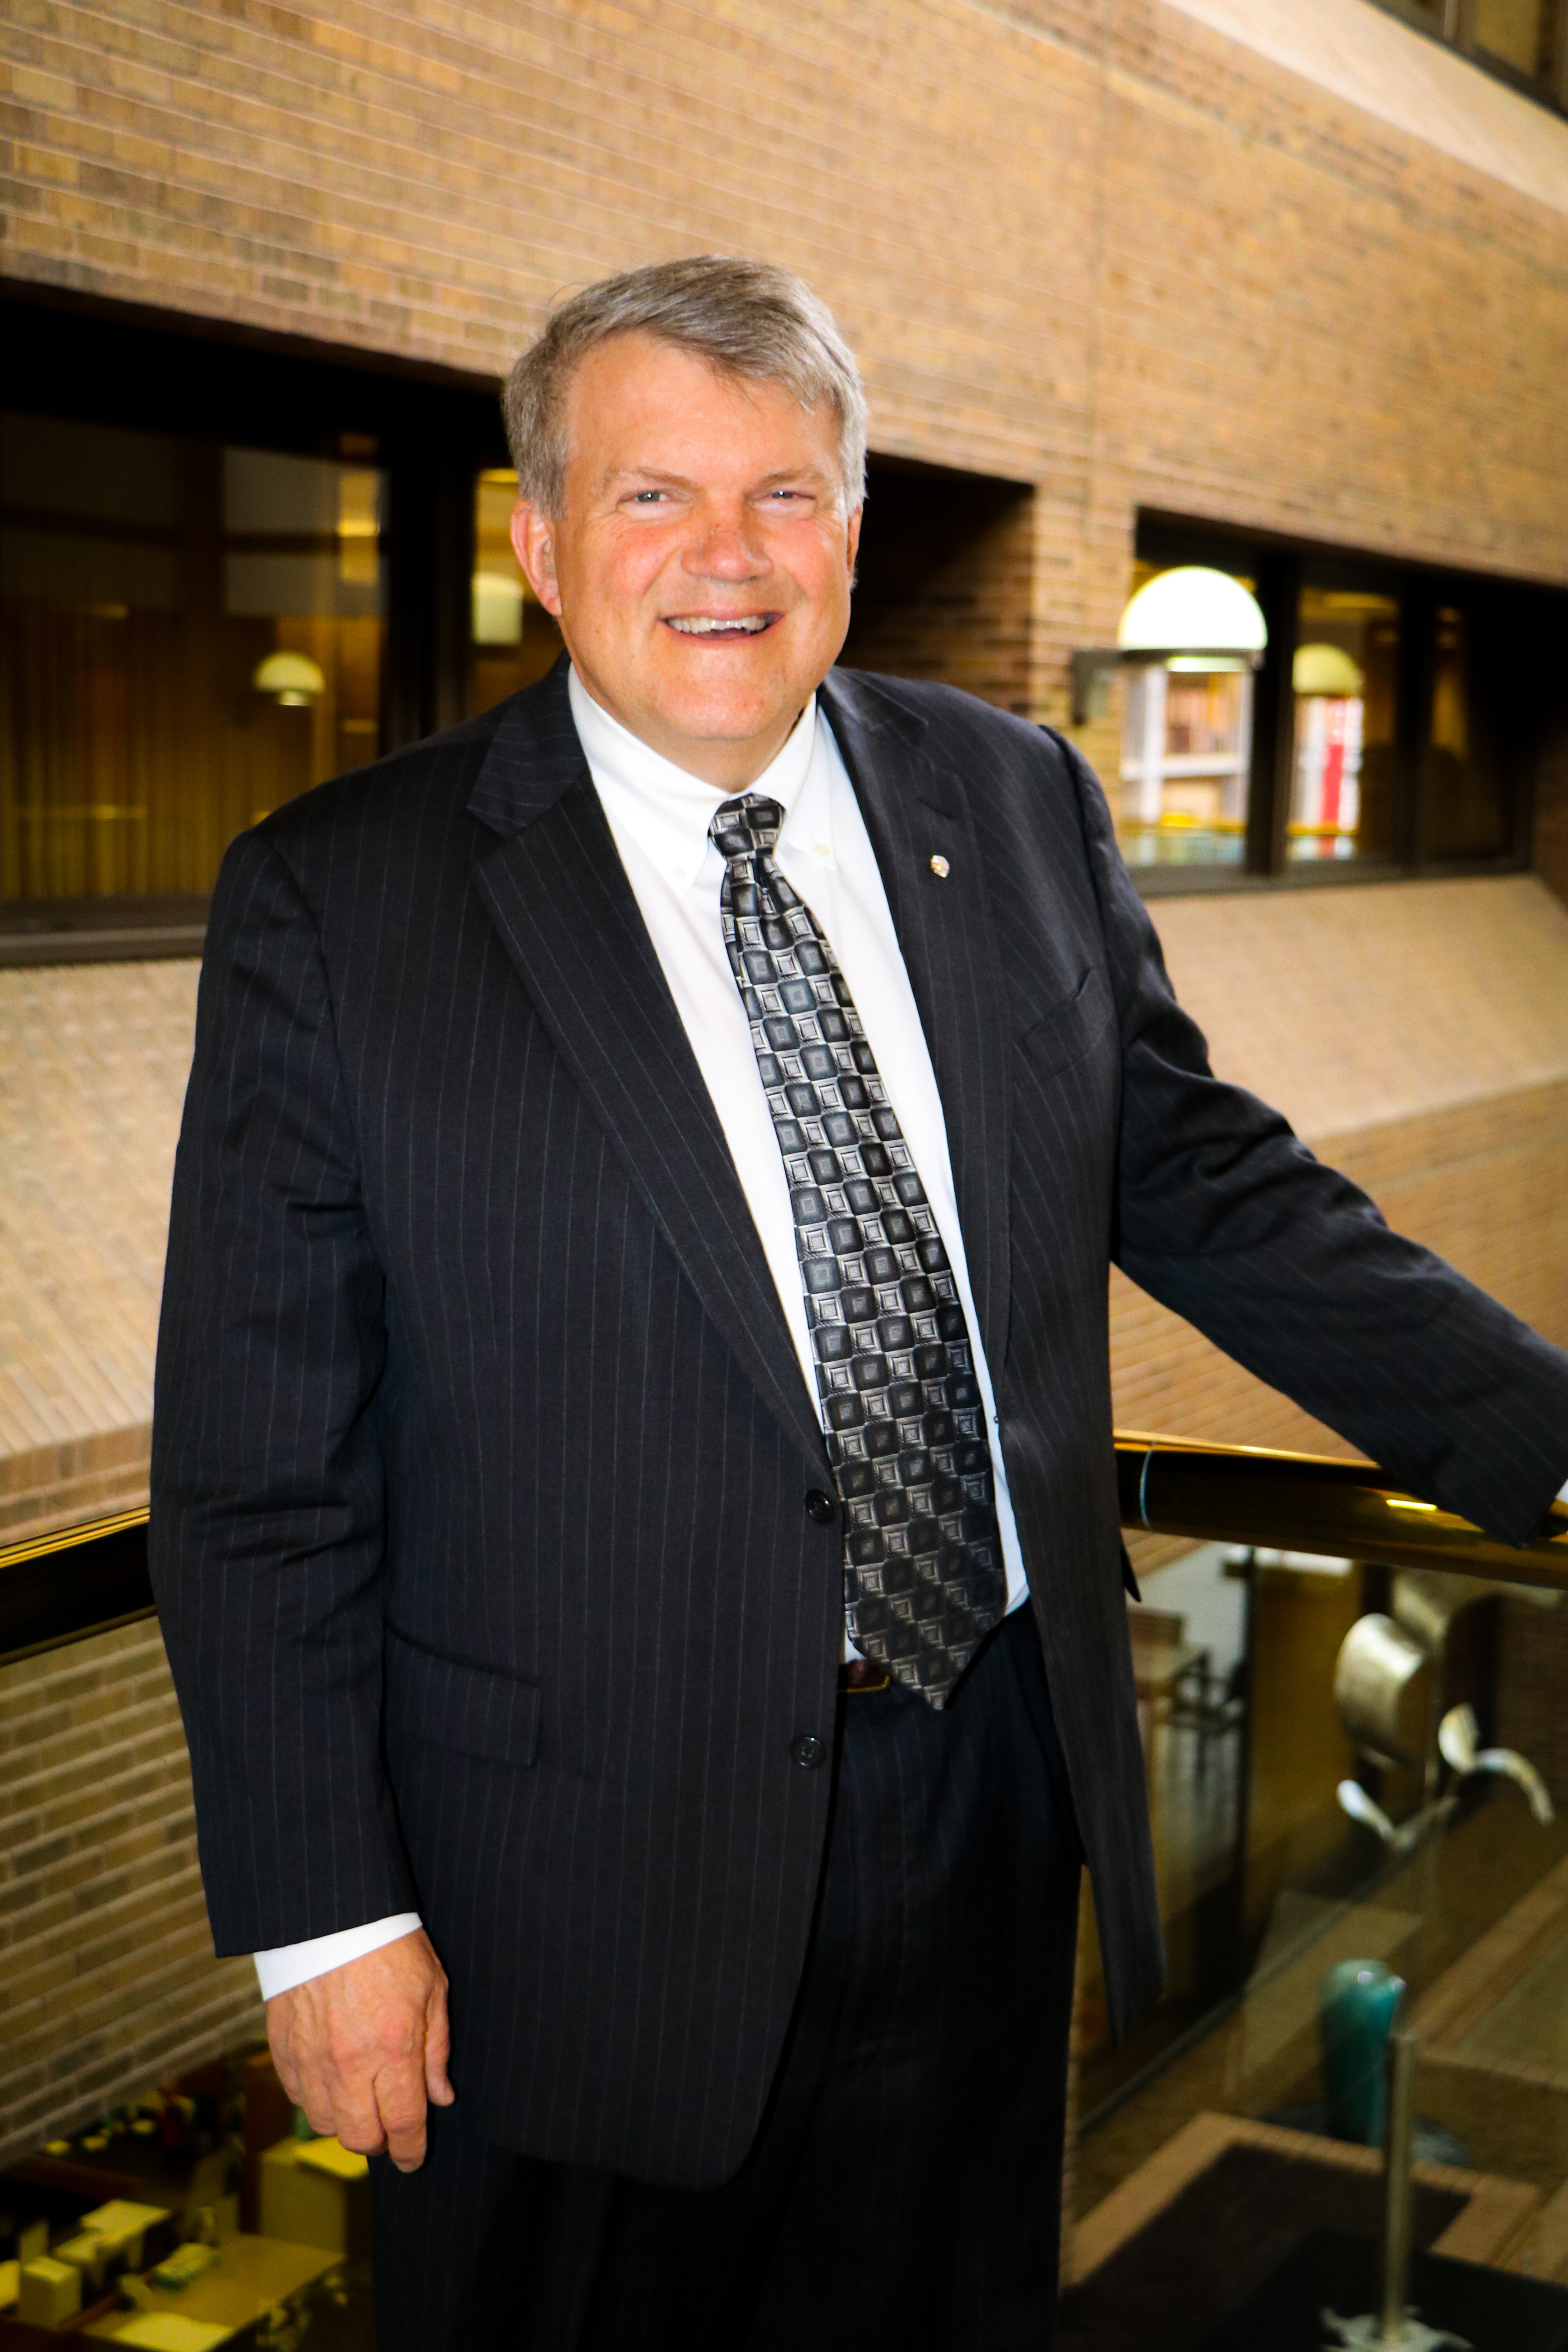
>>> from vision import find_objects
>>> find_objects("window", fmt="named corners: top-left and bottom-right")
top-left (1117, 562), bottom-right (1265, 870)
top-left (0, 291), bottom-right (515, 961)
top-left (1424, 603), bottom-right (1512, 860)
top-left (1288, 588), bottom-right (1401, 864)
top-left (0, 417), bottom-right (386, 907)
top-left (469, 468), bottom-right (565, 714)
top-left (1372, 0), bottom-right (1568, 110)
top-left (1121, 665), bottom-right (1254, 869)
top-left (1473, 0), bottom-right (1562, 80)
top-left (1120, 518), bottom-right (1563, 893)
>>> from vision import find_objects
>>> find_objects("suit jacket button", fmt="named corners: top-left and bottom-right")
top-left (791, 1733), bottom-right (827, 1770)
top-left (804, 1488), bottom-right (836, 1525)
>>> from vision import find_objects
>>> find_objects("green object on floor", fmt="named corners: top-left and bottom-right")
top-left (1320, 1958), bottom-right (1405, 2145)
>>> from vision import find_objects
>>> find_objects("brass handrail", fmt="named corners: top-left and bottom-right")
top-left (1116, 1432), bottom-right (1568, 1590)
top-left (0, 1504), bottom-right (150, 1574)
top-left (0, 1506), bottom-right (153, 1666)
top-left (1, 1441), bottom-right (1566, 1671)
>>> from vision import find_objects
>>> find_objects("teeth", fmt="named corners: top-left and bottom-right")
top-left (668, 614), bottom-right (771, 634)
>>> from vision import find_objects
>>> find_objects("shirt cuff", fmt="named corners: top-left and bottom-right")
top-left (254, 1913), bottom-right (423, 2002)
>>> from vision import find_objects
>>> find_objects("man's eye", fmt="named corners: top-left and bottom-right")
top-left (632, 490), bottom-right (666, 505)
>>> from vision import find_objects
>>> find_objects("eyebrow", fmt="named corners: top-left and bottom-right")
top-left (603, 466), bottom-right (694, 490)
top-left (602, 464), bottom-right (833, 492)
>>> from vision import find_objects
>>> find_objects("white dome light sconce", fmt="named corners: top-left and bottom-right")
top-left (1071, 566), bottom-right (1270, 723)
top-left (1293, 642), bottom-right (1365, 698)
top-left (1118, 567), bottom-right (1268, 661)
top-left (252, 651), bottom-right (327, 707)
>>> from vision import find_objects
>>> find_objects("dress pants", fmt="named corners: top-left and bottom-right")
top-left (370, 1605), bottom-right (1083, 2352)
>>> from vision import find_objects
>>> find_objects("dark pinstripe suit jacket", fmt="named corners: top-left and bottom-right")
top-left (151, 658), bottom-right (1568, 2189)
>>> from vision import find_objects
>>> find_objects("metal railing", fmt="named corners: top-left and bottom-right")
top-left (0, 1506), bottom-right (154, 1666)
top-left (1118, 1431), bottom-right (1568, 1589)
top-left (3, 1434), bottom-right (1564, 1670)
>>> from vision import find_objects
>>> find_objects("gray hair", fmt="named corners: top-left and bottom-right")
top-left (503, 255), bottom-right (868, 516)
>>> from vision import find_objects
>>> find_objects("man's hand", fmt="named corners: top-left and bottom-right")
top-left (266, 1928), bottom-right (454, 2172)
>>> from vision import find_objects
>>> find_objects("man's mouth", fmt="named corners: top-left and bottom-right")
top-left (664, 613), bottom-right (779, 638)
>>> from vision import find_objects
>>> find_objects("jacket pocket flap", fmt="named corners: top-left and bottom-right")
top-left (1016, 965), bottom-right (1113, 1077)
top-left (385, 1629), bottom-right (541, 1766)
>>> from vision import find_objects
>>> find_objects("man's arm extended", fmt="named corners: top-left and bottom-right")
top-left (152, 828), bottom-right (445, 2162)
top-left (1057, 733), bottom-right (1568, 1532)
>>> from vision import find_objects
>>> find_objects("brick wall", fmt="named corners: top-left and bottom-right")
top-left (0, 1619), bottom-right (261, 2167)
top-left (1116, 874), bottom-right (1568, 1569)
top-left (0, 962), bottom-right (246, 2161)
top-left (842, 477), bottom-right (1038, 714)
top-left (3, 0), bottom-right (1567, 731)
top-left (0, 1431), bottom-right (151, 1550)
top-left (0, 960), bottom-right (197, 1544)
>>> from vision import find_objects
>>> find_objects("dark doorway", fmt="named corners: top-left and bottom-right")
top-left (842, 456), bottom-right (1034, 714)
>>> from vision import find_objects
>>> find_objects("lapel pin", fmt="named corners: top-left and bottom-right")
top-left (929, 855), bottom-right (951, 879)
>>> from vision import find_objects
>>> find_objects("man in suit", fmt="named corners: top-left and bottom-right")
top-left (151, 256), bottom-right (1568, 2350)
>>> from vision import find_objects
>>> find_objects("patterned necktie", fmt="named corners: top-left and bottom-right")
top-left (710, 794), bottom-right (1005, 1708)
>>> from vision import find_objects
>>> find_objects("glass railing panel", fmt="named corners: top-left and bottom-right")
top-left (1065, 1530), bottom-right (1568, 2349)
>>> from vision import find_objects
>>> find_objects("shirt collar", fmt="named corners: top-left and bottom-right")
top-left (567, 664), bottom-right (828, 895)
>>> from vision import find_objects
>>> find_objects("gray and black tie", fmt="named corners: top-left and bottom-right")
top-left (710, 794), bottom-right (1005, 1708)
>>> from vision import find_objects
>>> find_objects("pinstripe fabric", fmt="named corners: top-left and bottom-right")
top-left (368, 1610), bottom-right (1081, 2352)
top-left (151, 657), bottom-right (1568, 2189)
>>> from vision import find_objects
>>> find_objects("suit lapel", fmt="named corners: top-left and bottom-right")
top-left (818, 668), bottom-right (1014, 1381)
top-left (468, 662), bottom-right (829, 1479)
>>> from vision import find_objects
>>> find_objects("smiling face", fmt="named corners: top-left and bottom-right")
top-left (509, 332), bottom-right (862, 787)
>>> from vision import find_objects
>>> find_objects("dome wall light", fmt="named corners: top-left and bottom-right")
top-left (1294, 642), bottom-right (1365, 697)
top-left (253, 651), bottom-right (327, 707)
top-left (1071, 566), bottom-right (1269, 722)
top-left (1117, 567), bottom-right (1268, 659)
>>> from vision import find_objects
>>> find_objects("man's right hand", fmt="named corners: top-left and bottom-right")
top-left (266, 1927), bottom-right (454, 2172)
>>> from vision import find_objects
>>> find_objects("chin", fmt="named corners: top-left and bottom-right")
top-left (657, 671), bottom-right (793, 746)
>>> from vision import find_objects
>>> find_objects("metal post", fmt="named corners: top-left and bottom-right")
top-left (1380, 2024), bottom-right (1419, 2343)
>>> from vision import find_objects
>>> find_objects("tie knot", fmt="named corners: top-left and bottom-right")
top-left (710, 795), bottom-right (784, 864)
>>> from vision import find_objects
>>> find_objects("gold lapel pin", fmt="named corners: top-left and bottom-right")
top-left (929, 855), bottom-right (951, 879)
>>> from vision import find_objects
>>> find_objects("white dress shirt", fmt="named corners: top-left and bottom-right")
top-left (255, 671), bottom-right (1030, 2000)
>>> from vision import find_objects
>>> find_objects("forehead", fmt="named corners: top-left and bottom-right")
top-left (562, 331), bottom-right (841, 485)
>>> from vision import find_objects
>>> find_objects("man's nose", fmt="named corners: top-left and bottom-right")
top-left (682, 503), bottom-right (769, 579)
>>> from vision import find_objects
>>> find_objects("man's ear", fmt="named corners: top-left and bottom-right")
top-left (845, 501), bottom-right (863, 592)
top-left (510, 499), bottom-right (564, 618)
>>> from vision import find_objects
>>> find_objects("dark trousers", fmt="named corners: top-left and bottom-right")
top-left (371, 1606), bottom-right (1082, 2351)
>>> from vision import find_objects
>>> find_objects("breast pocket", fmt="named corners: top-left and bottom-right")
top-left (1016, 965), bottom-right (1114, 1079)
top-left (384, 1626), bottom-right (541, 1766)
